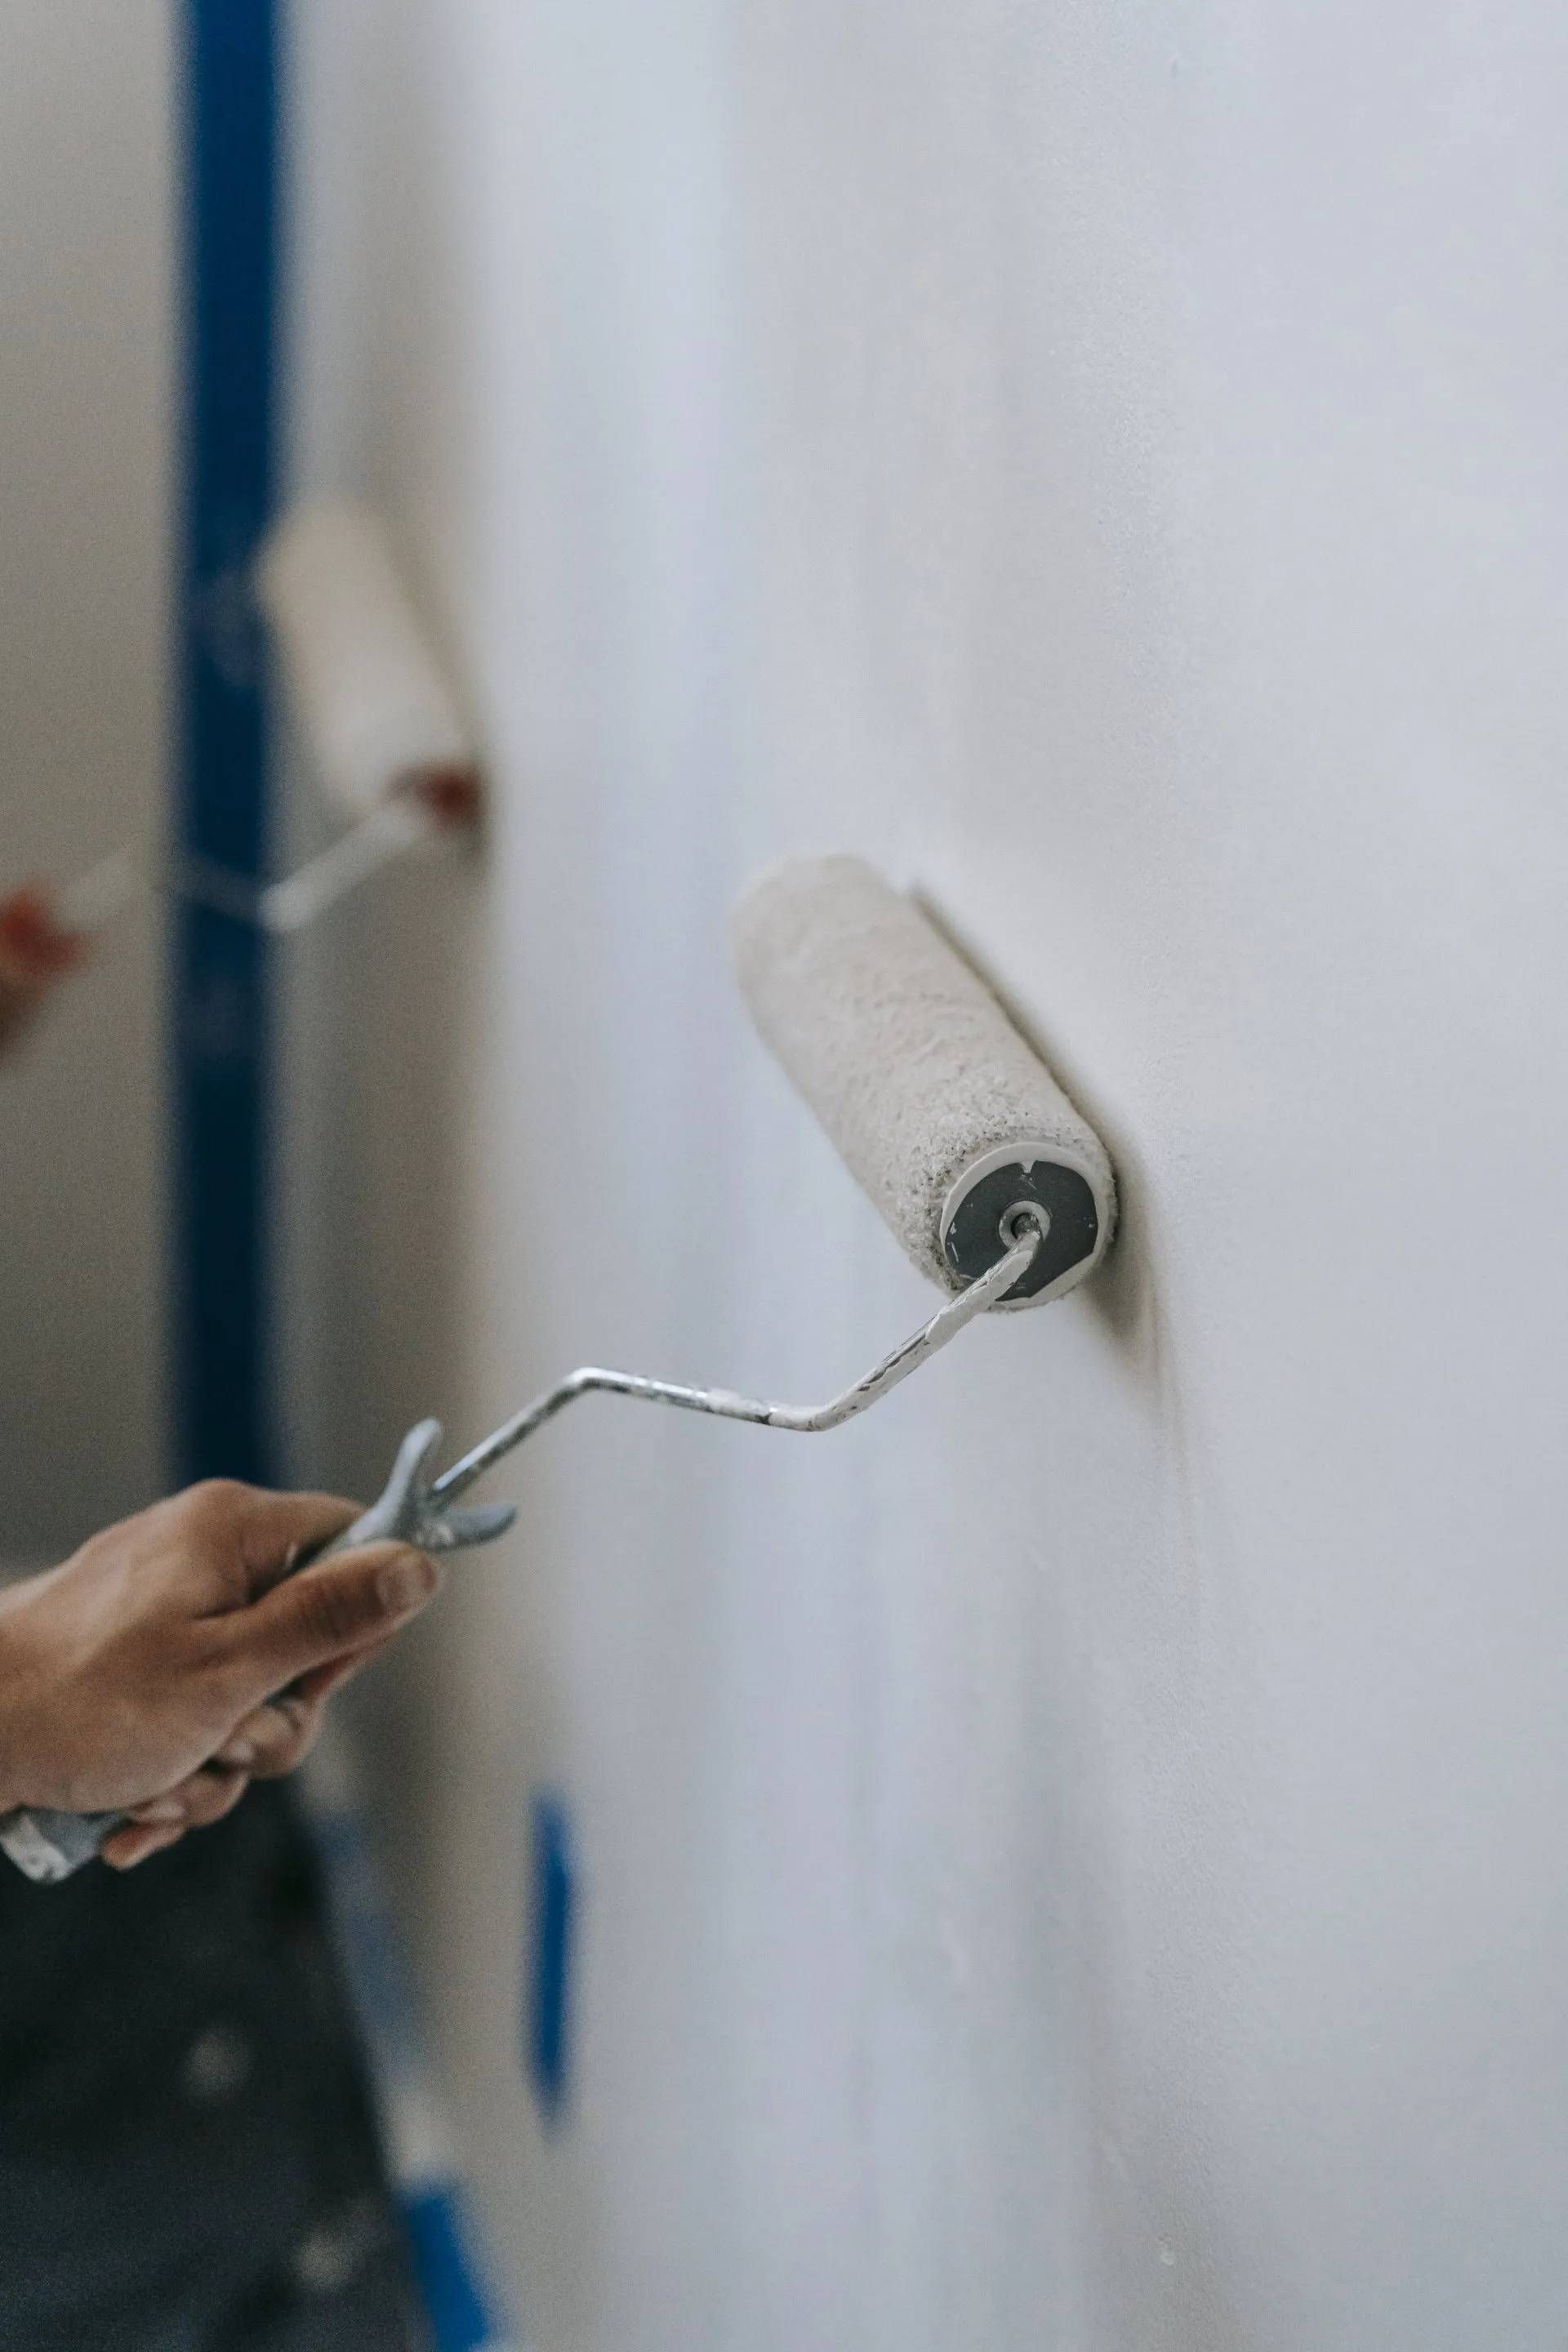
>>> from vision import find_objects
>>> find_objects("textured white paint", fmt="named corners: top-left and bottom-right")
top-left (290, 2), bottom-right (1568, 2346)
top-left (0, 4), bottom-right (173, 1549)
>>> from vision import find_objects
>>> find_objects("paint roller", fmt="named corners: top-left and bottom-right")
top-left (256, 497), bottom-right (482, 838)
top-left (49, 497), bottom-right (481, 943)
top-left (0, 853), bottom-right (1116, 1882)
top-left (734, 854), bottom-right (1115, 1306)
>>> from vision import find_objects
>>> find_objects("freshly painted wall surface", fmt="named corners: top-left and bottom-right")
top-left (292, 3), bottom-right (1568, 2346)
top-left (0, 4), bottom-right (174, 1551)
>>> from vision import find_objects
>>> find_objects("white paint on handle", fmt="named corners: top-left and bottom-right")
top-left (59, 796), bottom-right (443, 943)
top-left (259, 795), bottom-right (437, 931)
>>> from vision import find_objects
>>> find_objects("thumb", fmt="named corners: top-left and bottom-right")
top-left (220, 1541), bottom-right (440, 1706)
top-left (231, 1488), bottom-right (363, 1599)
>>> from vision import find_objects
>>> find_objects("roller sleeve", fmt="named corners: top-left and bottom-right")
top-left (256, 497), bottom-right (477, 822)
top-left (731, 856), bottom-right (1116, 1306)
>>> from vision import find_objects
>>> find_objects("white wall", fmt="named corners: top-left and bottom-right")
top-left (292, 3), bottom-right (1568, 2346)
top-left (0, 3), bottom-right (173, 1553)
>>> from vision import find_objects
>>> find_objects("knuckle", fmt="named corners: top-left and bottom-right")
top-left (267, 1693), bottom-right (309, 1740)
top-left (257, 1702), bottom-right (312, 1771)
top-left (179, 1477), bottom-right (252, 1533)
top-left (190, 1615), bottom-right (243, 1680)
top-left (268, 1723), bottom-right (316, 1775)
top-left (184, 1779), bottom-right (222, 1826)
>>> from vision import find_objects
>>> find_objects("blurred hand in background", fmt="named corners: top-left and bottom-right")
top-left (0, 884), bottom-right (87, 1058)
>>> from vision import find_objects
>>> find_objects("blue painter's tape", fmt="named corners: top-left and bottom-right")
top-left (176, 25), bottom-right (509, 2350)
top-left (304, 1762), bottom-right (516, 2347)
top-left (402, 2189), bottom-right (499, 2352)
top-left (529, 1795), bottom-right (577, 2123)
top-left (174, 1), bottom-right (279, 1484)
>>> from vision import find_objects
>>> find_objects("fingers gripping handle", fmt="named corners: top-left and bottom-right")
top-left (0, 1424), bottom-right (517, 1885)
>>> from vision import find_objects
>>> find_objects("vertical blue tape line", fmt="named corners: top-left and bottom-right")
top-left (402, 2191), bottom-right (499, 2352)
top-left (529, 1795), bottom-right (577, 2123)
top-left (177, 30), bottom-right (504, 2349)
top-left (176, 1), bottom-right (278, 1486)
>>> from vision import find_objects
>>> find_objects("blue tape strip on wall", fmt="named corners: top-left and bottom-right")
top-left (529, 1795), bottom-right (577, 2123)
top-left (305, 1753), bottom-right (514, 2348)
top-left (178, 16), bottom-right (506, 2345)
top-left (176, 2), bottom-right (278, 1486)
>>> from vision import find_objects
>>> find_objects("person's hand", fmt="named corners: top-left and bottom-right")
top-left (0, 1480), bottom-right (441, 1869)
top-left (0, 884), bottom-right (87, 1058)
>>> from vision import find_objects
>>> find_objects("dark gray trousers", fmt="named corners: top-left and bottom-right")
top-left (0, 1786), bottom-right (430, 2351)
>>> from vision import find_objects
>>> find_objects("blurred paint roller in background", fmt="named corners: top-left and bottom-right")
top-left (47, 497), bottom-right (482, 942)
top-left (256, 496), bottom-right (481, 838)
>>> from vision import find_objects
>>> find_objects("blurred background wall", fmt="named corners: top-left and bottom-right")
top-left (0, 2), bottom-right (173, 1554)
top-left (6, 4), bottom-right (1568, 2350)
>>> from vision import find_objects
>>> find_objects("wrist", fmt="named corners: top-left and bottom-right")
top-left (0, 1593), bottom-right (55, 1813)
top-left (0, 1625), bottom-right (31, 1812)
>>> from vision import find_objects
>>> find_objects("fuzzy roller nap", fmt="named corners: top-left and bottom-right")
top-left (733, 855), bottom-right (1115, 1305)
